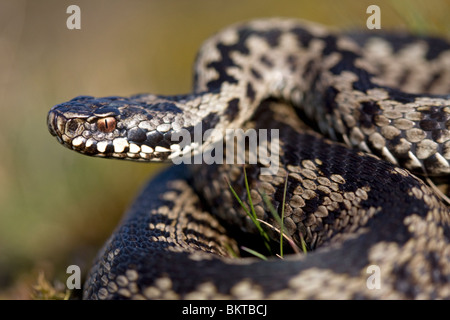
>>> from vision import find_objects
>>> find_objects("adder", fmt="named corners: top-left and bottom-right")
top-left (47, 18), bottom-right (450, 299)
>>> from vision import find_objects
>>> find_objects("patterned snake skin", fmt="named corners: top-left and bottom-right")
top-left (47, 19), bottom-right (450, 299)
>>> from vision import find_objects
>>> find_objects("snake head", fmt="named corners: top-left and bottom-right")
top-left (47, 95), bottom-right (188, 161)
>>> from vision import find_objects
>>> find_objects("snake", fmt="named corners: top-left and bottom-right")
top-left (47, 18), bottom-right (450, 299)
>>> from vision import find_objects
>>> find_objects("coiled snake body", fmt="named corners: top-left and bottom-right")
top-left (47, 19), bottom-right (450, 299)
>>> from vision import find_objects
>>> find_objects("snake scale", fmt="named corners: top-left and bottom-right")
top-left (47, 19), bottom-right (450, 299)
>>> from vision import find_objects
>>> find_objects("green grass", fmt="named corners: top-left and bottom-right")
top-left (225, 167), bottom-right (272, 254)
top-left (226, 166), bottom-right (307, 260)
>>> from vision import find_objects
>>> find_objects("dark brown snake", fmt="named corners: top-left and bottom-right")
top-left (47, 19), bottom-right (450, 299)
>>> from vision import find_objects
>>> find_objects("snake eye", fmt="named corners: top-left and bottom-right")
top-left (97, 117), bottom-right (116, 133)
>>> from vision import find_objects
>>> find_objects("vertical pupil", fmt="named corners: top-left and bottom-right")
top-left (97, 117), bottom-right (116, 133)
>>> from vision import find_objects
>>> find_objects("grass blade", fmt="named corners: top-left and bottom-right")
top-left (260, 173), bottom-right (308, 255)
top-left (279, 173), bottom-right (288, 256)
top-left (224, 168), bottom-right (271, 254)
top-left (241, 246), bottom-right (268, 261)
top-left (257, 218), bottom-right (300, 254)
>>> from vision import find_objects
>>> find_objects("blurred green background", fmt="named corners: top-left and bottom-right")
top-left (0, 0), bottom-right (448, 299)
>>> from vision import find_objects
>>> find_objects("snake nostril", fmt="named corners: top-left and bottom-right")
top-left (65, 118), bottom-right (84, 137)
top-left (67, 119), bottom-right (79, 133)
